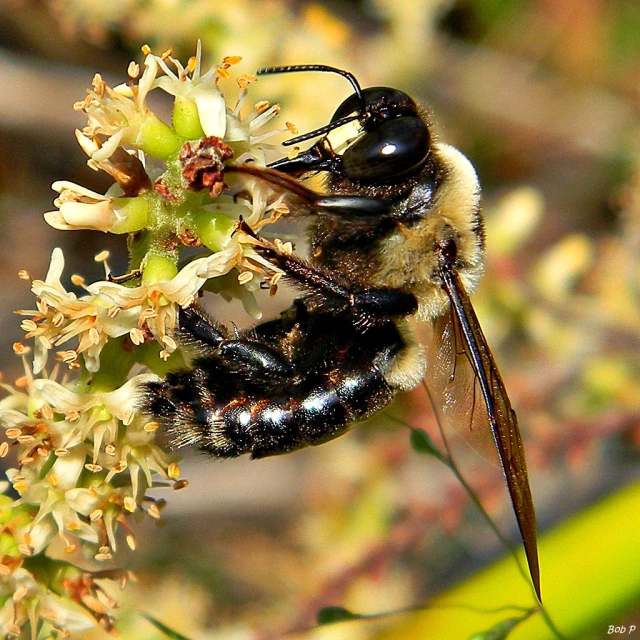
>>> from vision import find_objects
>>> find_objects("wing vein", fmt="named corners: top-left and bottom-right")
top-left (439, 267), bottom-right (541, 602)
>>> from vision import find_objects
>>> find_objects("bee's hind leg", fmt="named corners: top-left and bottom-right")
top-left (179, 305), bottom-right (294, 379)
top-left (179, 305), bottom-right (225, 347)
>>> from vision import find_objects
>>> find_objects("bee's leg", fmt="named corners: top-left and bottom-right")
top-left (217, 340), bottom-right (295, 377)
top-left (179, 305), bottom-right (294, 378)
top-left (255, 243), bottom-right (417, 319)
top-left (179, 305), bottom-right (225, 347)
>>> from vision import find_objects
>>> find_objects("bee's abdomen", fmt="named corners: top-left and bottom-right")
top-left (144, 361), bottom-right (394, 459)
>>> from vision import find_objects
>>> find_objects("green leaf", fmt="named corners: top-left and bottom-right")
top-left (317, 606), bottom-right (361, 625)
top-left (409, 428), bottom-right (444, 459)
top-left (467, 615), bottom-right (523, 640)
top-left (375, 479), bottom-right (640, 640)
top-left (141, 614), bottom-right (193, 640)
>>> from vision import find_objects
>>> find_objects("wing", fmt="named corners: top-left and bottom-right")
top-left (424, 268), bottom-right (541, 602)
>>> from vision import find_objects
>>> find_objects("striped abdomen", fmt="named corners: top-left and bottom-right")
top-left (145, 356), bottom-right (394, 459)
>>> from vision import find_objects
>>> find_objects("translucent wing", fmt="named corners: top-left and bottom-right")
top-left (424, 269), bottom-right (541, 602)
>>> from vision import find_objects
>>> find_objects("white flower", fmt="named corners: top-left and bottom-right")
top-left (44, 181), bottom-right (119, 232)
top-left (0, 360), bottom-right (175, 557)
top-left (0, 568), bottom-right (96, 636)
top-left (76, 70), bottom-right (155, 161)
top-left (150, 41), bottom-right (228, 138)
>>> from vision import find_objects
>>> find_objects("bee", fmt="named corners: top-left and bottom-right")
top-left (144, 65), bottom-right (541, 600)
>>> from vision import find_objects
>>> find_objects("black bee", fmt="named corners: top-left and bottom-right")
top-left (144, 65), bottom-right (540, 600)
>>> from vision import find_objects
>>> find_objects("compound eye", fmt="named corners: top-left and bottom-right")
top-left (342, 116), bottom-right (431, 181)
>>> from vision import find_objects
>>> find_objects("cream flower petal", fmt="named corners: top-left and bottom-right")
top-left (33, 379), bottom-right (99, 413)
top-left (91, 129), bottom-right (126, 162)
top-left (50, 450), bottom-right (86, 490)
top-left (44, 200), bottom-right (118, 232)
top-left (65, 488), bottom-right (101, 517)
top-left (43, 247), bottom-right (66, 290)
top-left (192, 85), bottom-right (227, 137)
top-left (99, 374), bottom-right (158, 421)
top-left (24, 517), bottom-right (57, 555)
top-left (40, 592), bottom-right (96, 631)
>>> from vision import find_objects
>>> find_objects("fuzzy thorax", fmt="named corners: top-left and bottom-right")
top-left (374, 143), bottom-right (484, 321)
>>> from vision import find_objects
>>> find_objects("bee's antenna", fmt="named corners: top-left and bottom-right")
top-left (256, 64), bottom-right (366, 146)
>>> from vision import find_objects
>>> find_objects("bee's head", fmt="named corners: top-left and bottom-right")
top-left (258, 66), bottom-right (432, 184)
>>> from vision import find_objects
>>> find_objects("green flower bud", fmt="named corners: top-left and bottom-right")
top-left (111, 197), bottom-right (149, 234)
top-left (133, 114), bottom-right (181, 159)
top-left (173, 95), bottom-right (205, 140)
top-left (193, 212), bottom-right (236, 252)
top-left (142, 254), bottom-right (178, 285)
top-left (0, 532), bottom-right (20, 558)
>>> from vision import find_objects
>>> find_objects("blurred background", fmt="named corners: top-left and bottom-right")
top-left (1, 0), bottom-right (639, 638)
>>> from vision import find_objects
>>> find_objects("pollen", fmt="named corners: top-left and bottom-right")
top-left (94, 250), bottom-right (110, 262)
top-left (223, 55), bottom-right (243, 66)
top-left (273, 202), bottom-right (290, 216)
top-left (147, 503), bottom-right (161, 519)
top-left (161, 335), bottom-right (177, 351)
top-left (21, 319), bottom-right (38, 332)
top-left (59, 351), bottom-right (78, 365)
top-left (41, 404), bottom-right (54, 420)
top-left (237, 74), bottom-right (257, 89)
top-left (129, 328), bottom-right (145, 345)
top-left (127, 62), bottom-right (140, 79)
top-left (13, 342), bottom-right (29, 355)
top-left (52, 312), bottom-right (65, 327)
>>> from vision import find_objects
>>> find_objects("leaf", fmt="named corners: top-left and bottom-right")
top-left (141, 614), bottom-right (193, 640)
top-left (317, 606), bottom-right (361, 625)
top-left (409, 428), bottom-right (444, 460)
top-left (467, 615), bottom-right (523, 640)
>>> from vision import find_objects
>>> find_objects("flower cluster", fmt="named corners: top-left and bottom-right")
top-left (0, 44), bottom-right (287, 636)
